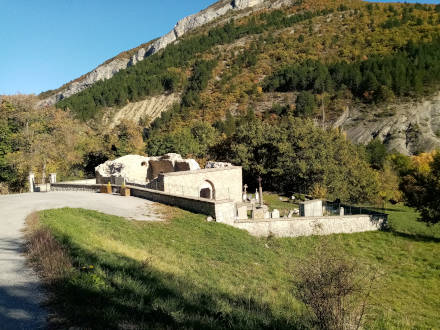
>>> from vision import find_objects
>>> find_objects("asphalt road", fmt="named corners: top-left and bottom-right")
top-left (0, 191), bottom-right (161, 329)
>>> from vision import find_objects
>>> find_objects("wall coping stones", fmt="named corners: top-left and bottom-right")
top-left (234, 214), bottom-right (373, 224)
top-left (161, 166), bottom-right (242, 177)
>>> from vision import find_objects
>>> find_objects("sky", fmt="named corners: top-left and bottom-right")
top-left (0, 0), bottom-right (439, 95)
top-left (0, 0), bottom-right (215, 95)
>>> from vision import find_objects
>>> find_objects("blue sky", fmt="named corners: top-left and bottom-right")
top-left (0, 0), bottom-right (439, 95)
top-left (0, 0), bottom-right (215, 95)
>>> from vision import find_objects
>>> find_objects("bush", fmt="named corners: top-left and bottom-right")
top-left (24, 213), bottom-right (73, 281)
top-left (293, 240), bottom-right (378, 330)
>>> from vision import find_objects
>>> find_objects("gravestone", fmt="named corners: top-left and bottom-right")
top-left (236, 205), bottom-right (248, 220)
top-left (271, 209), bottom-right (280, 219)
top-left (252, 204), bottom-right (265, 219)
top-left (299, 200), bottom-right (323, 217)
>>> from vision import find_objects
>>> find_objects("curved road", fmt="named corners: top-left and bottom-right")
top-left (0, 191), bottom-right (161, 329)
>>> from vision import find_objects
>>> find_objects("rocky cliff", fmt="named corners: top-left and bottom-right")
top-left (108, 93), bottom-right (181, 129)
top-left (339, 92), bottom-right (440, 155)
top-left (39, 0), bottom-right (269, 107)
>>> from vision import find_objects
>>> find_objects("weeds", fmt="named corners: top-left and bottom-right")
top-left (24, 213), bottom-right (72, 282)
top-left (293, 240), bottom-right (380, 330)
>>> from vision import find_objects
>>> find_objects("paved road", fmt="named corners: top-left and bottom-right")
top-left (0, 191), bottom-right (162, 329)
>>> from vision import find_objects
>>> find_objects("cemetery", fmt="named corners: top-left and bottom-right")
top-left (39, 154), bottom-right (388, 237)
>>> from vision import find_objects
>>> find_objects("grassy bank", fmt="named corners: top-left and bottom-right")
top-left (29, 204), bottom-right (440, 329)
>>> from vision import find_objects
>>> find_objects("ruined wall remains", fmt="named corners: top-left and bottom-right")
top-left (96, 153), bottom-right (200, 184)
top-left (161, 167), bottom-right (243, 203)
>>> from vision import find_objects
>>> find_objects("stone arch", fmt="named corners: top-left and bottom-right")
top-left (200, 180), bottom-right (215, 200)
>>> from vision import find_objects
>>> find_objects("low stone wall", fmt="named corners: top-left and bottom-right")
top-left (233, 214), bottom-right (388, 238)
top-left (50, 183), bottom-right (235, 223)
top-left (130, 186), bottom-right (216, 216)
top-left (51, 183), bottom-right (102, 193)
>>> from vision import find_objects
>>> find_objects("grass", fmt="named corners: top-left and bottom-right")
top-left (263, 192), bottom-right (299, 212)
top-left (29, 203), bottom-right (440, 329)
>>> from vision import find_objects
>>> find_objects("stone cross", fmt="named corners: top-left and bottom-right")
top-left (242, 184), bottom-right (248, 202)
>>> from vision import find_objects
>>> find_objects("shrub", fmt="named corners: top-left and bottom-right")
top-left (293, 240), bottom-right (378, 330)
top-left (0, 183), bottom-right (9, 195)
top-left (24, 213), bottom-right (72, 281)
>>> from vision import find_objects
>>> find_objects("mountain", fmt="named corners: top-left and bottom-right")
top-left (38, 0), bottom-right (270, 107)
top-left (40, 0), bottom-right (440, 155)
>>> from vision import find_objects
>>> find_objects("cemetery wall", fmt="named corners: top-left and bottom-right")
top-left (51, 183), bottom-right (101, 192)
top-left (51, 182), bottom-right (236, 222)
top-left (50, 182), bottom-right (388, 238)
top-left (233, 214), bottom-right (388, 238)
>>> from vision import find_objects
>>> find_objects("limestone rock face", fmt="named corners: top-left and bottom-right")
top-left (339, 92), bottom-right (440, 155)
top-left (39, 0), bottom-right (268, 107)
top-left (233, 0), bottom-right (264, 10)
top-left (128, 48), bottom-right (147, 66)
top-left (95, 155), bottom-right (150, 184)
top-left (96, 154), bottom-right (201, 184)
top-left (38, 58), bottom-right (130, 107)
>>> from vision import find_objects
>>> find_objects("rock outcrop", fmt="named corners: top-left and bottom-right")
top-left (39, 0), bottom-right (267, 107)
top-left (205, 161), bottom-right (234, 169)
top-left (108, 93), bottom-right (181, 129)
top-left (339, 92), bottom-right (440, 155)
top-left (96, 154), bottom-right (201, 184)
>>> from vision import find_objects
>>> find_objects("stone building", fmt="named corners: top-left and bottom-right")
top-left (95, 153), bottom-right (200, 185)
top-left (95, 154), bottom-right (242, 203)
top-left (158, 167), bottom-right (243, 203)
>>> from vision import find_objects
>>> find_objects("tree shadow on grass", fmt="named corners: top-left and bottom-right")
top-left (46, 236), bottom-right (306, 330)
top-left (388, 230), bottom-right (440, 243)
top-left (379, 207), bottom-right (408, 213)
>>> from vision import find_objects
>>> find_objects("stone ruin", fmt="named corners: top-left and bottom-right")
top-left (95, 153), bottom-right (200, 185)
top-left (205, 161), bottom-right (233, 169)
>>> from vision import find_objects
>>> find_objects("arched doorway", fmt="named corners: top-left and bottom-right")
top-left (200, 180), bottom-right (215, 200)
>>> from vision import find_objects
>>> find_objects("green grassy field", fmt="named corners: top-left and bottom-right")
top-left (35, 203), bottom-right (440, 329)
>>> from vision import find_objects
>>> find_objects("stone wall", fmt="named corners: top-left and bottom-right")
top-left (51, 183), bottom-right (102, 193)
top-left (161, 167), bottom-right (243, 203)
top-left (233, 214), bottom-right (388, 238)
top-left (130, 186), bottom-right (217, 217)
top-left (51, 182), bottom-right (236, 222)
